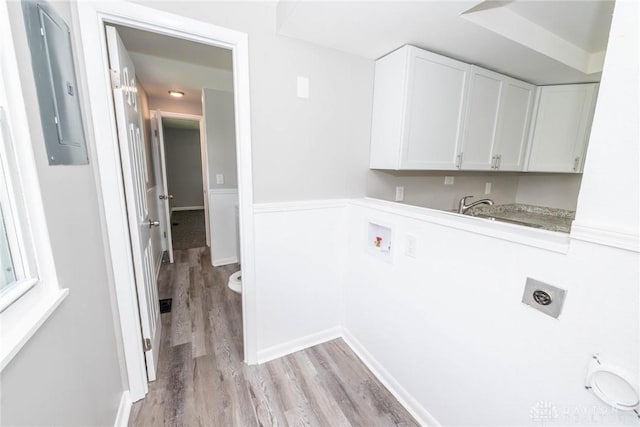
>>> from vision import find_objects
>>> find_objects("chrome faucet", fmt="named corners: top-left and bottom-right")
top-left (458, 195), bottom-right (494, 214)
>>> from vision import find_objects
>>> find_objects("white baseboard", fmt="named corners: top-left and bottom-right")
top-left (171, 205), bottom-right (205, 213)
top-left (341, 328), bottom-right (441, 427)
top-left (257, 327), bottom-right (342, 364)
top-left (212, 256), bottom-right (238, 267)
top-left (114, 390), bottom-right (132, 427)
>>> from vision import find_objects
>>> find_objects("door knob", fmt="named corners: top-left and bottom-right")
top-left (149, 220), bottom-right (160, 228)
top-left (159, 194), bottom-right (174, 200)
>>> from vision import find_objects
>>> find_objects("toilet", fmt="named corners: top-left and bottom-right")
top-left (228, 206), bottom-right (242, 294)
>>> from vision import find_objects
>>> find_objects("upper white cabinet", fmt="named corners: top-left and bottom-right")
top-left (459, 66), bottom-right (535, 171)
top-left (526, 83), bottom-right (598, 173)
top-left (369, 46), bottom-right (470, 170)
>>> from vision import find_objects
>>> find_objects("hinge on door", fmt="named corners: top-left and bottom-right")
top-left (154, 129), bottom-right (158, 137)
top-left (40, 27), bottom-right (44, 37)
top-left (110, 69), bottom-right (121, 90)
top-left (143, 338), bottom-right (152, 352)
top-left (163, 231), bottom-right (167, 238)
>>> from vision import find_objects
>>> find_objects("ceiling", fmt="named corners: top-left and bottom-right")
top-left (276, 0), bottom-right (615, 85)
top-left (115, 25), bottom-right (233, 103)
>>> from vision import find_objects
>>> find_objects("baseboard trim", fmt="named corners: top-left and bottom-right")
top-left (212, 256), bottom-right (238, 267)
top-left (114, 390), bottom-right (132, 427)
top-left (171, 205), bottom-right (205, 213)
top-left (257, 327), bottom-right (342, 364)
top-left (571, 222), bottom-right (639, 252)
top-left (341, 328), bottom-right (441, 427)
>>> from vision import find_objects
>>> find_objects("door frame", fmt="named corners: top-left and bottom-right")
top-left (152, 111), bottom-right (209, 262)
top-left (73, 2), bottom-right (258, 401)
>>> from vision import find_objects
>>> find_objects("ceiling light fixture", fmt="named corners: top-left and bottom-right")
top-left (168, 90), bottom-right (185, 98)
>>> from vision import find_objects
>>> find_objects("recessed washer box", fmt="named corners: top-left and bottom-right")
top-left (522, 277), bottom-right (567, 319)
top-left (367, 221), bottom-right (394, 262)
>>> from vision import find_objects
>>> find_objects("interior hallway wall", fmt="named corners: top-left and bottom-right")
top-left (163, 127), bottom-right (204, 209)
top-left (1, 1), bottom-right (126, 425)
top-left (134, 1), bottom-right (374, 203)
top-left (203, 88), bottom-right (237, 189)
top-left (148, 96), bottom-right (202, 116)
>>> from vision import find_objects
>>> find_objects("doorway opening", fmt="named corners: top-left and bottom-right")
top-left (76, 2), bottom-right (257, 402)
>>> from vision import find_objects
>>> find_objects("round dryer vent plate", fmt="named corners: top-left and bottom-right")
top-left (585, 354), bottom-right (640, 411)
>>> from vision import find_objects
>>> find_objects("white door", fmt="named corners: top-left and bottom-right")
top-left (106, 26), bottom-right (161, 381)
top-left (152, 111), bottom-right (174, 263)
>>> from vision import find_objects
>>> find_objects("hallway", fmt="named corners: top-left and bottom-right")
top-left (170, 210), bottom-right (206, 250)
top-left (128, 247), bottom-right (418, 426)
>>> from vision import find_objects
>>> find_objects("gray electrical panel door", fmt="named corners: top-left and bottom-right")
top-left (23, 1), bottom-right (88, 165)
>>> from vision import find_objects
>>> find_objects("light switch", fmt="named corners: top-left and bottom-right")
top-left (216, 174), bottom-right (224, 185)
top-left (395, 186), bottom-right (404, 202)
top-left (297, 76), bottom-right (309, 99)
top-left (444, 176), bottom-right (454, 185)
top-left (405, 234), bottom-right (417, 258)
top-left (485, 182), bottom-right (492, 194)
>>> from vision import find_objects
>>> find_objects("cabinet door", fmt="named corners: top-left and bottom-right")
top-left (494, 79), bottom-right (535, 171)
top-left (527, 84), bottom-right (598, 172)
top-left (401, 48), bottom-right (470, 169)
top-left (460, 67), bottom-right (502, 170)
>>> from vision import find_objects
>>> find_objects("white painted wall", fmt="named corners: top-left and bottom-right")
top-left (345, 200), bottom-right (638, 425)
top-left (574, 0), bottom-right (639, 235)
top-left (1, 1), bottom-right (125, 425)
top-left (163, 127), bottom-right (204, 209)
top-left (253, 202), bottom-right (347, 360)
top-left (516, 174), bottom-right (583, 210)
top-left (367, 170), bottom-right (520, 211)
top-left (203, 88), bottom-right (237, 189)
top-left (135, 1), bottom-right (374, 203)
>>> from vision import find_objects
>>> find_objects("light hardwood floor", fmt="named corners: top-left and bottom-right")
top-left (129, 247), bottom-right (419, 427)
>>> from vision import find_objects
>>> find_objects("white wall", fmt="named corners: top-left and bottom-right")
top-left (209, 189), bottom-right (239, 266)
top-left (253, 202), bottom-right (347, 361)
top-left (134, 1), bottom-right (374, 203)
top-left (163, 127), bottom-right (204, 209)
top-left (574, 0), bottom-right (639, 235)
top-left (345, 200), bottom-right (638, 426)
top-left (516, 174), bottom-right (583, 211)
top-left (1, 1), bottom-right (125, 425)
top-left (203, 88), bottom-right (237, 189)
top-left (367, 170), bottom-right (520, 211)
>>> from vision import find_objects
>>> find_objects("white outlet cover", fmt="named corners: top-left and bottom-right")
top-left (297, 76), bottom-right (309, 98)
top-left (444, 176), bottom-right (454, 185)
top-left (216, 174), bottom-right (224, 184)
top-left (485, 182), bottom-right (492, 194)
top-left (405, 234), bottom-right (417, 258)
top-left (395, 186), bottom-right (404, 201)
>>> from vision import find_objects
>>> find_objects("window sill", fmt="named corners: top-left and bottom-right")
top-left (0, 287), bottom-right (68, 371)
top-left (0, 278), bottom-right (38, 313)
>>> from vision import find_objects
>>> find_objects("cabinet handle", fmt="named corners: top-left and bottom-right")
top-left (497, 155), bottom-right (502, 170)
top-left (456, 152), bottom-right (463, 169)
top-left (573, 156), bottom-right (580, 172)
top-left (491, 156), bottom-right (495, 169)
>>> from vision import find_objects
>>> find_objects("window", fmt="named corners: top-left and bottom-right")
top-left (0, 0), bottom-right (68, 371)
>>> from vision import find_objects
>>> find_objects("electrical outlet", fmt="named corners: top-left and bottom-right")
top-left (297, 76), bottom-right (309, 98)
top-left (216, 174), bottom-right (224, 185)
top-left (395, 186), bottom-right (404, 202)
top-left (405, 234), bottom-right (417, 258)
top-left (485, 182), bottom-right (492, 194)
top-left (444, 176), bottom-right (454, 185)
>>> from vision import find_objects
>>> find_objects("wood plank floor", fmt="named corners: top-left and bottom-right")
top-left (129, 247), bottom-right (419, 427)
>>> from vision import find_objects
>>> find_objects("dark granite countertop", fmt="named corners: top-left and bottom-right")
top-left (466, 204), bottom-right (575, 233)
